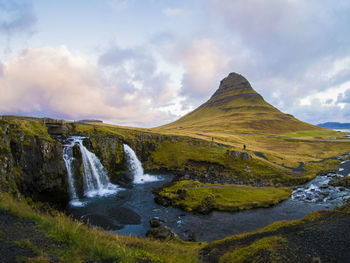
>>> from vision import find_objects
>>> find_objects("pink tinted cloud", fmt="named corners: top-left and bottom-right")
top-left (0, 46), bottom-right (173, 126)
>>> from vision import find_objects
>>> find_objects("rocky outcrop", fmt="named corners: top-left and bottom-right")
top-left (84, 136), bottom-right (129, 186)
top-left (0, 119), bottom-right (69, 207)
top-left (329, 176), bottom-right (350, 188)
top-left (146, 217), bottom-right (176, 240)
top-left (146, 225), bottom-right (176, 240)
top-left (226, 150), bottom-right (252, 161)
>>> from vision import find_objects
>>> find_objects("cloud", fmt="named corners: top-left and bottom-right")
top-left (337, 89), bottom-right (350, 104)
top-left (179, 39), bottom-right (230, 100)
top-left (162, 8), bottom-right (185, 17)
top-left (98, 45), bottom-right (179, 107)
top-left (197, 0), bottom-right (350, 123)
top-left (0, 61), bottom-right (4, 77)
top-left (0, 0), bottom-right (36, 37)
top-left (0, 46), bottom-right (177, 127)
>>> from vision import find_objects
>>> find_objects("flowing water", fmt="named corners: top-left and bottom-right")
top-left (64, 139), bottom-right (350, 242)
top-left (123, 144), bottom-right (160, 184)
top-left (63, 137), bottom-right (119, 205)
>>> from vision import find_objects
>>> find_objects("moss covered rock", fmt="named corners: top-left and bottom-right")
top-left (0, 119), bottom-right (69, 207)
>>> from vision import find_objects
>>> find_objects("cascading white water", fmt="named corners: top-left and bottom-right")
top-left (123, 144), bottom-right (160, 184)
top-left (63, 145), bottom-right (83, 207)
top-left (63, 137), bottom-right (119, 206)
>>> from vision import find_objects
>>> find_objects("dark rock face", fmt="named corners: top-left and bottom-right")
top-left (0, 120), bottom-right (69, 207)
top-left (86, 136), bottom-right (129, 186)
top-left (212, 73), bottom-right (252, 97)
top-left (70, 144), bottom-right (84, 198)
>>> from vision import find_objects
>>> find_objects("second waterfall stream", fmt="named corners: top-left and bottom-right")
top-left (123, 144), bottom-right (160, 184)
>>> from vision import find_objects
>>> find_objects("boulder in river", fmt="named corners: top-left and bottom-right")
top-left (149, 217), bottom-right (164, 228)
top-left (146, 225), bottom-right (176, 240)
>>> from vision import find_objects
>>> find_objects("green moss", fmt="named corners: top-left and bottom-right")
top-left (219, 235), bottom-right (287, 263)
top-left (303, 160), bottom-right (340, 180)
top-left (0, 192), bottom-right (202, 263)
top-left (158, 180), bottom-right (291, 213)
top-left (13, 166), bottom-right (23, 185)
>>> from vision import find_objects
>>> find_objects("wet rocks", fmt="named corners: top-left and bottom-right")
top-left (329, 176), bottom-right (350, 188)
top-left (146, 217), bottom-right (176, 240)
top-left (149, 217), bottom-right (164, 227)
top-left (292, 174), bottom-right (350, 205)
top-left (86, 136), bottom-right (130, 186)
top-left (146, 226), bottom-right (176, 240)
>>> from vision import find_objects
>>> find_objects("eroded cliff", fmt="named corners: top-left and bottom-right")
top-left (0, 118), bottom-right (69, 207)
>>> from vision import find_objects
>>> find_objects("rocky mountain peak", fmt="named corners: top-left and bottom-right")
top-left (211, 72), bottom-right (253, 98)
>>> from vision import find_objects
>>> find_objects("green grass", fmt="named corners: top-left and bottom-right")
top-left (15, 239), bottom-right (46, 257)
top-left (219, 235), bottom-right (287, 263)
top-left (283, 130), bottom-right (343, 139)
top-left (302, 160), bottom-right (340, 180)
top-left (68, 122), bottom-right (346, 185)
top-left (0, 193), bottom-right (203, 263)
top-left (157, 180), bottom-right (292, 213)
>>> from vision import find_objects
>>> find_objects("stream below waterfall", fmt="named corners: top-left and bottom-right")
top-left (63, 137), bottom-right (350, 242)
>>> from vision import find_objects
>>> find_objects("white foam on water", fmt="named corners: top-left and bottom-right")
top-left (63, 136), bottom-right (120, 205)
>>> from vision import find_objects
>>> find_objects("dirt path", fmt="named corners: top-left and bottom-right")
top-left (0, 208), bottom-right (64, 263)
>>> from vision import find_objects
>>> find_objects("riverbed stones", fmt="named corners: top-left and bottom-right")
top-left (149, 217), bottom-right (164, 227)
top-left (329, 176), bottom-right (350, 188)
top-left (146, 225), bottom-right (176, 240)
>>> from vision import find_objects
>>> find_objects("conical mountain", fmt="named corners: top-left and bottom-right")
top-left (161, 72), bottom-right (320, 134)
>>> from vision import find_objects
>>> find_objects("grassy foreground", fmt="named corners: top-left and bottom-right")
top-left (156, 180), bottom-right (292, 213)
top-left (201, 202), bottom-right (350, 263)
top-left (0, 193), bottom-right (203, 263)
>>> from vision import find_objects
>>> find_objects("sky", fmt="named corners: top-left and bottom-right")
top-left (1, 0), bottom-right (350, 127)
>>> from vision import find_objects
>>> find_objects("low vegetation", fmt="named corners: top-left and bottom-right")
top-left (219, 235), bottom-right (288, 263)
top-left (156, 180), bottom-right (291, 213)
top-left (202, 202), bottom-right (350, 262)
top-left (0, 192), bottom-right (203, 263)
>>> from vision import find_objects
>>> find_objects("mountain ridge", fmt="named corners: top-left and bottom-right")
top-left (160, 72), bottom-right (322, 135)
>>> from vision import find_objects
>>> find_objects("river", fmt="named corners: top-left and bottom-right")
top-left (64, 138), bottom-right (350, 242)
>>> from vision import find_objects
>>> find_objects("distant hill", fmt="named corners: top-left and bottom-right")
top-left (318, 122), bottom-right (350, 129)
top-left (160, 72), bottom-right (322, 135)
top-left (77, 119), bottom-right (103, 123)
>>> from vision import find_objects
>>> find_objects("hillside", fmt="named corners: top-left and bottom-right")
top-left (160, 73), bottom-right (322, 135)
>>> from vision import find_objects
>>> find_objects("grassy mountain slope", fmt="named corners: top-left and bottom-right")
top-left (159, 72), bottom-right (324, 135)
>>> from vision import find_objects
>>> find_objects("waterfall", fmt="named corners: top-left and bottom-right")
top-left (63, 145), bottom-right (83, 207)
top-left (123, 144), bottom-right (160, 184)
top-left (63, 137), bottom-right (119, 206)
